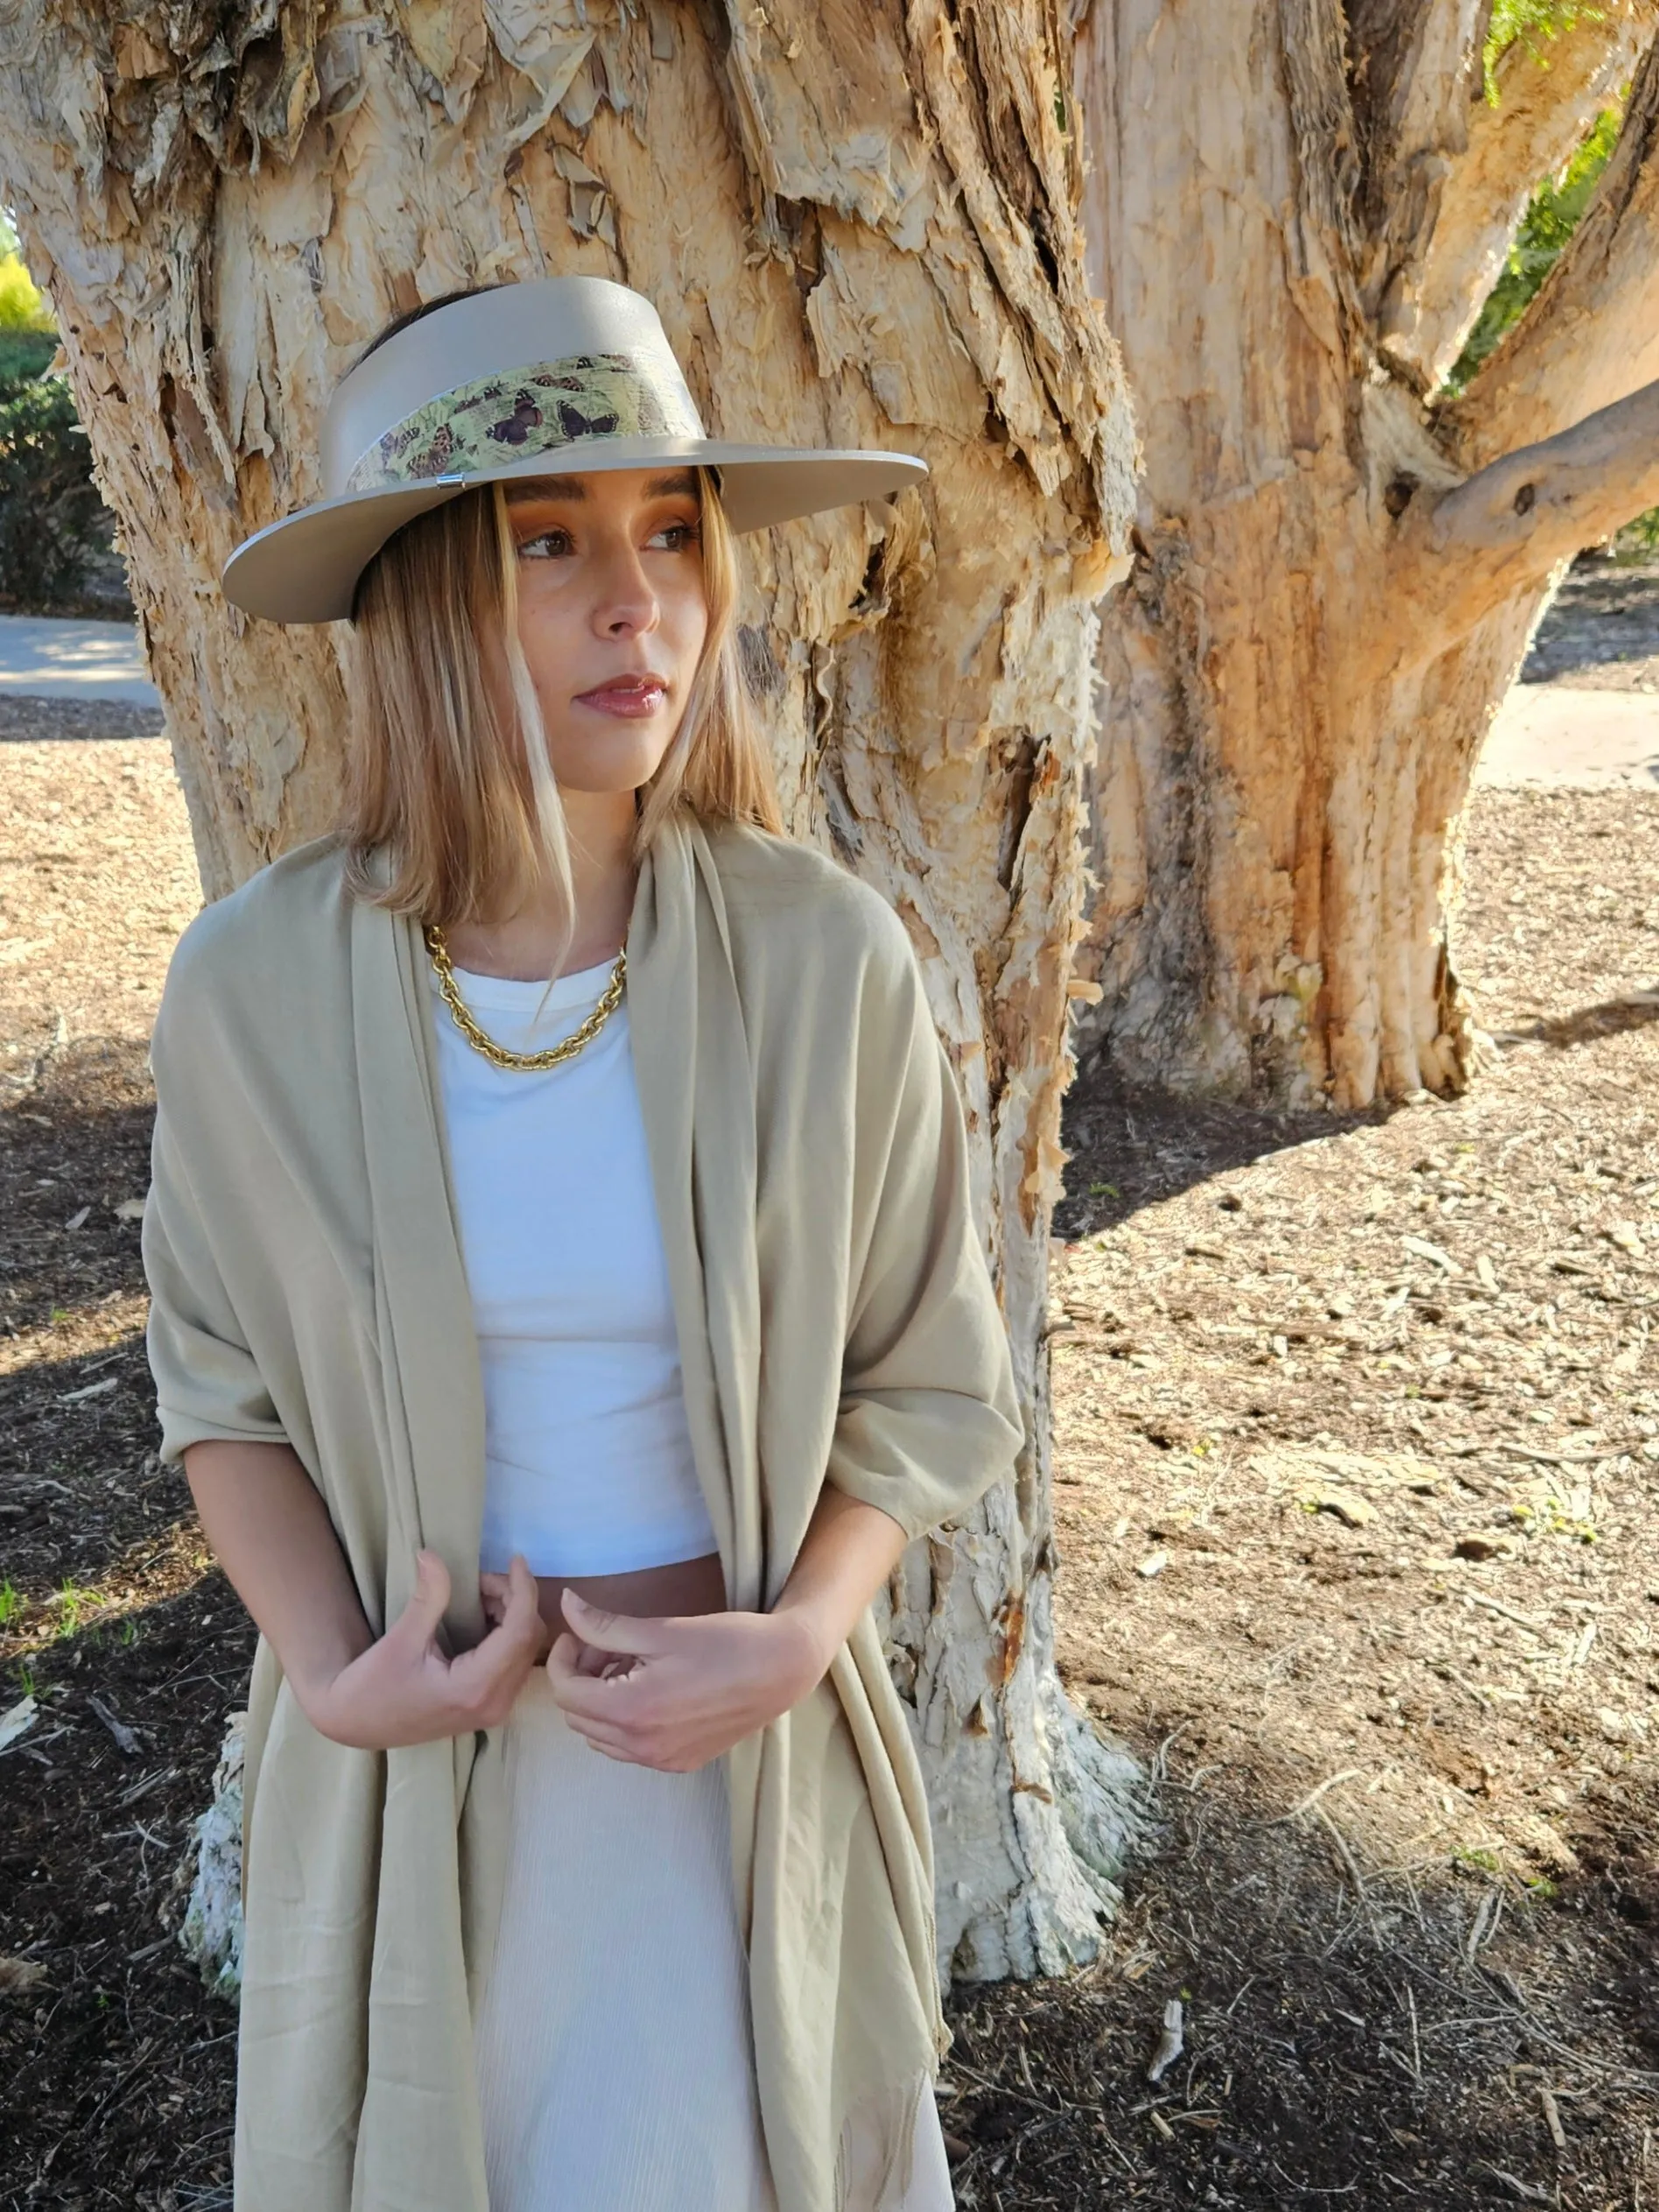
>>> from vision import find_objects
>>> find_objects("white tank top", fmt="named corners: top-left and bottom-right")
top-left (430, 955), bottom-right (720, 1577)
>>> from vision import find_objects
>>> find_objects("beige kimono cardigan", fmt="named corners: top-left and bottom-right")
top-left (141, 808), bottom-right (1023, 2212)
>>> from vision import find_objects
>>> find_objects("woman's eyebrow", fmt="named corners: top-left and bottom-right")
top-left (504, 469), bottom-right (699, 508)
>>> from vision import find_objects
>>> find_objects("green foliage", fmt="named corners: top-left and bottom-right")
top-left (0, 328), bottom-right (59, 403)
top-left (0, 373), bottom-right (104, 610)
top-left (1454, 1844), bottom-right (1504, 1877)
top-left (53, 1577), bottom-right (98, 1638)
top-left (0, 250), bottom-right (54, 335)
top-left (1448, 107), bottom-right (1620, 391)
top-left (0, 212), bottom-right (110, 608)
top-left (1483, 1), bottom-right (1599, 102)
top-left (0, 1577), bottom-right (21, 1627)
top-left (1615, 507), bottom-right (1659, 556)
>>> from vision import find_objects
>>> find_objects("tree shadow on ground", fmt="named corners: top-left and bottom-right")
top-left (1519, 561), bottom-right (1659, 684)
top-left (1056, 1055), bottom-right (1388, 1242)
top-left (2, 1040), bottom-right (155, 1314)
top-left (1500, 996), bottom-right (1659, 1053)
top-left (0, 1574), bottom-right (250, 2212)
top-left (944, 1750), bottom-right (1659, 2211)
top-left (0, 694), bottom-right (165, 743)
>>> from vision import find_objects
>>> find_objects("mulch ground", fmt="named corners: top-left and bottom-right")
top-left (2, 684), bottom-right (1657, 2210)
top-left (945, 785), bottom-right (1659, 2209)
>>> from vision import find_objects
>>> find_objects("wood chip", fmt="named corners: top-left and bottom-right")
top-left (0, 1956), bottom-right (47, 1997)
top-left (1402, 1235), bottom-right (1456, 1272)
top-left (1539, 2084), bottom-right (1566, 2152)
top-left (1454, 1533), bottom-right (1516, 1561)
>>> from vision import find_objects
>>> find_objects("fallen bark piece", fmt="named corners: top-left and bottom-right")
top-left (1146, 1997), bottom-right (1185, 2083)
top-left (0, 1696), bottom-right (38, 1755)
top-left (87, 1693), bottom-right (140, 1756)
top-left (1316, 1490), bottom-right (1378, 1528)
top-left (58, 1376), bottom-right (118, 1404)
top-left (0, 1956), bottom-right (46, 1997)
top-left (1487, 2169), bottom-right (1551, 2204)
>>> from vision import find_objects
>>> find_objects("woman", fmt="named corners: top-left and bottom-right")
top-left (143, 274), bottom-right (1022, 2212)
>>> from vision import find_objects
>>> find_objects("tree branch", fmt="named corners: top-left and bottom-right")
top-left (1445, 33), bottom-right (1659, 465)
top-left (1346, 0), bottom-right (1489, 334)
top-left (1402, 0), bottom-right (1657, 388)
top-left (1394, 375), bottom-right (1659, 655)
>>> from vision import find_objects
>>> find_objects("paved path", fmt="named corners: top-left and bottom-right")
top-left (0, 613), bottom-right (159, 708)
top-left (1475, 682), bottom-right (1659, 789)
top-left (0, 616), bottom-right (1654, 788)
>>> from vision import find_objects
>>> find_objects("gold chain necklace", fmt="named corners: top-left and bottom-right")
top-left (423, 923), bottom-right (627, 1073)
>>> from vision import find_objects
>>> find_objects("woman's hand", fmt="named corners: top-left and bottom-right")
top-left (544, 1588), bottom-right (828, 1771)
top-left (303, 1550), bottom-right (543, 1751)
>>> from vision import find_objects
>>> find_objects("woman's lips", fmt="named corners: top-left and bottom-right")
top-left (574, 680), bottom-right (666, 718)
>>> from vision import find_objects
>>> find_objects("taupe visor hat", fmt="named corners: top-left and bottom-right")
top-left (221, 274), bottom-right (929, 624)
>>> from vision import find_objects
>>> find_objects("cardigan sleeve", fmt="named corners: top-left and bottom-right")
top-left (824, 928), bottom-right (1025, 1543)
top-left (142, 1102), bottom-right (292, 1467)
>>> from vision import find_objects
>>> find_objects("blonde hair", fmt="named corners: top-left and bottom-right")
top-left (339, 465), bottom-right (782, 945)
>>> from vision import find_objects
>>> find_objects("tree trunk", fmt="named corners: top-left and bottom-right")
top-left (1072, 0), bottom-right (1659, 1109)
top-left (0, 0), bottom-right (1143, 1981)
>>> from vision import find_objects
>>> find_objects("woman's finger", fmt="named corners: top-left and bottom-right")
top-left (448, 1560), bottom-right (545, 1712)
top-left (498, 1554), bottom-right (540, 1643)
top-left (559, 1587), bottom-right (675, 1660)
top-left (387, 1548), bottom-right (452, 1654)
top-left (547, 1646), bottom-right (657, 1729)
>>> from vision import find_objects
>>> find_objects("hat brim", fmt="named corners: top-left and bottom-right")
top-left (220, 437), bottom-right (928, 623)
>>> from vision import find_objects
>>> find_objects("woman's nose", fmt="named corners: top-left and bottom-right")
top-left (589, 537), bottom-right (659, 633)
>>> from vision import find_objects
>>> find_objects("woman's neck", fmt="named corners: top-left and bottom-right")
top-left (443, 787), bottom-right (639, 981)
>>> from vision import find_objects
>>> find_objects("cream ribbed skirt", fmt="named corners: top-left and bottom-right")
top-left (472, 1669), bottom-right (957, 2212)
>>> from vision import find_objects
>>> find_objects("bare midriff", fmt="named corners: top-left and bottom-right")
top-left (530, 1550), bottom-right (728, 1652)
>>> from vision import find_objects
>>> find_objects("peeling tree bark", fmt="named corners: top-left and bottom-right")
top-left (0, 0), bottom-right (1144, 1981)
top-left (1072, 0), bottom-right (1659, 1110)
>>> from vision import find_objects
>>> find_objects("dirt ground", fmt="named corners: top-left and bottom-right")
top-left (1522, 556), bottom-right (1659, 693)
top-left (2, 674), bottom-right (1657, 2209)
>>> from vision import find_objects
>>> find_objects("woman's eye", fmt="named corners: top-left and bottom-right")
top-left (515, 518), bottom-right (701, 559)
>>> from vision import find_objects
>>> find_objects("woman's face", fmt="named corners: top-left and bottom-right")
top-left (503, 467), bottom-right (710, 794)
